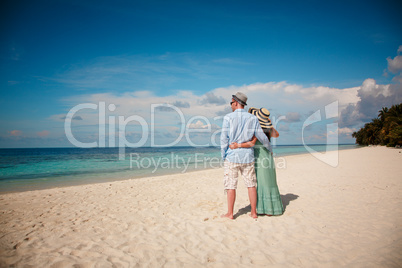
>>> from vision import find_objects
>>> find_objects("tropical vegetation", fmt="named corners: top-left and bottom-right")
top-left (352, 103), bottom-right (402, 147)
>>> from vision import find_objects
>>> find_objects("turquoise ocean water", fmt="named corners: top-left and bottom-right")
top-left (0, 145), bottom-right (359, 193)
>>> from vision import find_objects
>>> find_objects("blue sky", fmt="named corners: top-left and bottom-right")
top-left (1, 0), bottom-right (402, 148)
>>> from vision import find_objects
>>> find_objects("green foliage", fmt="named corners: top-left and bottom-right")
top-left (352, 103), bottom-right (402, 147)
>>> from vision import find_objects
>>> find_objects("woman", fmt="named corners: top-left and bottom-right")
top-left (229, 107), bottom-right (284, 216)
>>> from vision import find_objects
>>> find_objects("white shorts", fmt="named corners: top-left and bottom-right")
top-left (223, 160), bottom-right (256, 192)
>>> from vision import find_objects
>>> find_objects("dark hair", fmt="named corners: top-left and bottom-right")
top-left (263, 129), bottom-right (271, 142)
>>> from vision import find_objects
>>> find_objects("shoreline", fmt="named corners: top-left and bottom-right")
top-left (1, 146), bottom-right (401, 266)
top-left (0, 143), bottom-right (357, 150)
top-left (0, 144), bottom-right (361, 194)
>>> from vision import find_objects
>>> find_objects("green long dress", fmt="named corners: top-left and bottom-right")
top-left (254, 140), bottom-right (284, 215)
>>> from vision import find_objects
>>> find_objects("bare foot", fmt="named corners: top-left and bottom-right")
top-left (249, 213), bottom-right (258, 219)
top-left (221, 213), bottom-right (234, 219)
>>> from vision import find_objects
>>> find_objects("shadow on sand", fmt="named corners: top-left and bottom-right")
top-left (233, 193), bottom-right (299, 219)
top-left (281, 193), bottom-right (299, 210)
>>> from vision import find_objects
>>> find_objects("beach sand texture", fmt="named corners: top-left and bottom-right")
top-left (0, 146), bottom-right (401, 267)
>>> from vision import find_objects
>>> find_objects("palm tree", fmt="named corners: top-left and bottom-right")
top-left (370, 118), bottom-right (383, 144)
top-left (378, 107), bottom-right (388, 122)
top-left (384, 104), bottom-right (402, 146)
top-left (353, 103), bottom-right (402, 146)
top-left (385, 104), bottom-right (402, 125)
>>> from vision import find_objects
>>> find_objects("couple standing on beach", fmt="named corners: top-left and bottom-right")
top-left (220, 92), bottom-right (284, 219)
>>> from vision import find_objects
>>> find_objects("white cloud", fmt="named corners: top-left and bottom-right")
top-left (385, 45), bottom-right (402, 83)
top-left (282, 112), bottom-right (301, 123)
top-left (50, 47), bottom-right (402, 146)
top-left (338, 127), bottom-right (356, 135)
top-left (56, 80), bottom-right (368, 145)
top-left (338, 46), bottom-right (402, 129)
top-left (188, 120), bottom-right (209, 129)
top-left (172, 101), bottom-right (190, 108)
top-left (339, 78), bottom-right (402, 127)
top-left (199, 92), bottom-right (226, 106)
top-left (387, 55), bottom-right (402, 74)
top-left (284, 84), bottom-right (303, 94)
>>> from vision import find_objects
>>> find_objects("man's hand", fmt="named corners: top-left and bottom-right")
top-left (229, 142), bottom-right (239, 149)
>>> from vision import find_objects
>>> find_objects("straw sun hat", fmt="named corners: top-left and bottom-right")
top-left (249, 107), bottom-right (273, 129)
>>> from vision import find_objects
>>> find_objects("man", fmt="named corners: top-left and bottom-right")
top-left (220, 92), bottom-right (271, 219)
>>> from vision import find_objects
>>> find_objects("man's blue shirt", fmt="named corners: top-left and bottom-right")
top-left (220, 109), bottom-right (271, 163)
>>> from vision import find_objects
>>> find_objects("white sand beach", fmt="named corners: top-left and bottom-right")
top-left (0, 146), bottom-right (401, 267)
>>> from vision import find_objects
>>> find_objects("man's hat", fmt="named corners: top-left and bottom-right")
top-left (249, 107), bottom-right (273, 129)
top-left (232, 92), bottom-right (247, 106)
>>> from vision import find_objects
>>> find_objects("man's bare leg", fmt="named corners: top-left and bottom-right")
top-left (248, 187), bottom-right (258, 219)
top-left (221, 189), bottom-right (236, 219)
